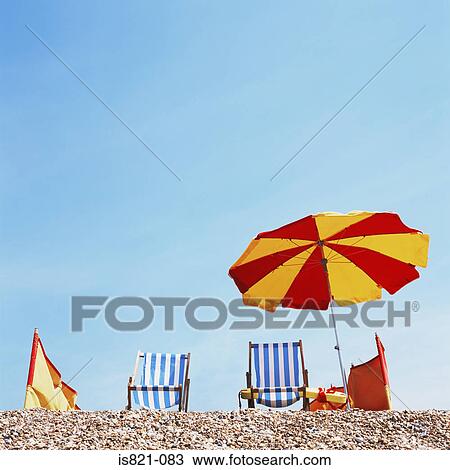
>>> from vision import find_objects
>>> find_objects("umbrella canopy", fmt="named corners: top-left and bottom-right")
top-left (229, 211), bottom-right (429, 312)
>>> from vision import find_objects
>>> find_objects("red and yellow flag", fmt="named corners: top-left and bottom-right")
top-left (24, 329), bottom-right (79, 410)
top-left (347, 334), bottom-right (392, 410)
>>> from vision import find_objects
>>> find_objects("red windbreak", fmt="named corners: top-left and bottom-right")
top-left (282, 246), bottom-right (331, 310)
top-left (326, 213), bottom-right (419, 241)
top-left (347, 355), bottom-right (391, 410)
top-left (257, 215), bottom-right (319, 241)
top-left (228, 244), bottom-right (314, 293)
top-left (375, 335), bottom-right (389, 386)
top-left (327, 243), bottom-right (419, 294)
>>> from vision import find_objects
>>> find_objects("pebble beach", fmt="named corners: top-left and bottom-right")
top-left (1, 409), bottom-right (449, 450)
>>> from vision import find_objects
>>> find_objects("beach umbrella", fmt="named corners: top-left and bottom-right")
top-left (228, 211), bottom-right (429, 398)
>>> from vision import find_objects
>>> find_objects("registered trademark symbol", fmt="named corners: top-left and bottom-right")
top-left (412, 301), bottom-right (420, 312)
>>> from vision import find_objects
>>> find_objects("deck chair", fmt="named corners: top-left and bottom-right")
top-left (240, 341), bottom-right (310, 410)
top-left (127, 351), bottom-right (190, 411)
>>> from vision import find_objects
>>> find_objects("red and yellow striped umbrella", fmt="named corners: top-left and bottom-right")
top-left (229, 211), bottom-right (429, 312)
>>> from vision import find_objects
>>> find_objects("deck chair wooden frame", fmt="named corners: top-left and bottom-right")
top-left (126, 351), bottom-right (191, 412)
top-left (245, 340), bottom-right (310, 410)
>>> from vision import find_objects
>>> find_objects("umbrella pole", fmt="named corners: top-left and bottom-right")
top-left (321, 254), bottom-right (350, 409)
top-left (329, 302), bottom-right (350, 409)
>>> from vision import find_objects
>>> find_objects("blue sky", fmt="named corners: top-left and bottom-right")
top-left (1, 1), bottom-right (449, 411)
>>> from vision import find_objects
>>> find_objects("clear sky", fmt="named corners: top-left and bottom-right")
top-left (1, 1), bottom-right (449, 411)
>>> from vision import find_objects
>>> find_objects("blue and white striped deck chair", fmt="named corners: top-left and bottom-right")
top-left (127, 351), bottom-right (191, 411)
top-left (243, 341), bottom-right (309, 409)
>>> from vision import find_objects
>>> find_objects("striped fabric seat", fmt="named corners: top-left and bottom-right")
top-left (253, 342), bottom-right (303, 408)
top-left (132, 353), bottom-right (188, 409)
